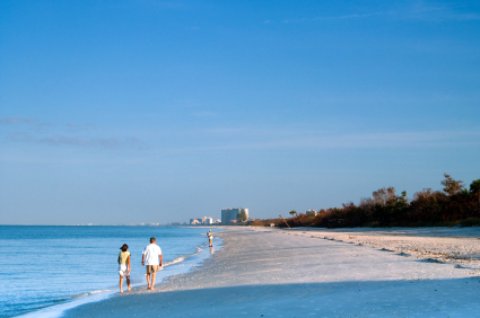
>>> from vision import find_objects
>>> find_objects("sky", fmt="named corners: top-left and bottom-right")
top-left (1, 0), bottom-right (479, 225)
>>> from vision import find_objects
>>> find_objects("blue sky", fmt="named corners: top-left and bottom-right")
top-left (1, 0), bottom-right (479, 224)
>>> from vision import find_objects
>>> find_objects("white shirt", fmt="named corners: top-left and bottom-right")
top-left (142, 243), bottom-right (162, 265)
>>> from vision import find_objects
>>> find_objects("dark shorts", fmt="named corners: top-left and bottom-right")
top-left (146, 265), bottom-right (158, 274)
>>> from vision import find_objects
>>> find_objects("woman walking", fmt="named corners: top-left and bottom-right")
top-left (118, 243), bottom-right (131, 293)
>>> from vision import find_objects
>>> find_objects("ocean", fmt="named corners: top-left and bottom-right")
top-left (0, 226), bottom-right (219, 318)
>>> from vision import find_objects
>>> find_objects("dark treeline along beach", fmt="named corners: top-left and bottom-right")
top-left (252, 174), bottom-right (480, 228)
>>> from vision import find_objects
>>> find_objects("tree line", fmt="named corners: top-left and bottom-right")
top-left (251, 174), bottom-right (480, 228)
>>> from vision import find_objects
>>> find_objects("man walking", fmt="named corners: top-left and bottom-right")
top-left (142, 237), bottom-right (163, 290)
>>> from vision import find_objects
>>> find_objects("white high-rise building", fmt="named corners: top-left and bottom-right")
top-left (203, 217), bottom-right (214, 225)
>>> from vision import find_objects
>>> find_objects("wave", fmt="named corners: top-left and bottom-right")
top-left (163, 244), bottom-right (207, 268)
top-left (71, 289), bottom-right (114, 300)
top-left (164, 256), bottom-right (186, 267)
top-left (15, 291), bottom-right (112, 318)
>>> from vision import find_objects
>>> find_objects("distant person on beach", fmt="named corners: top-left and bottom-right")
top-left (142, 237), bottom-right (163, 290)
top-left (207, 230), bottom-right (214, 247)
top-left (118, 243), bottom-right (131, 293)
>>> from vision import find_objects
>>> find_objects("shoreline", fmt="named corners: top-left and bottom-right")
top-left (15, 234), bottom-right (222, 318)
top-left (63, 227), bottom-right (480, 317)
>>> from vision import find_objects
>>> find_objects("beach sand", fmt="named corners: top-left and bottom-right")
top-left (65, 227), bottom-right (480, 317)
top-left (291, 227), bottom-right (480, 270)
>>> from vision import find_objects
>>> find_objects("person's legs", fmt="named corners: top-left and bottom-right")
top-left (126, 276), bottom-right (131, 291)
top-left (119, 275), bottom-right (124, 293)
top-left (150, 271), bottom-right (157, 290)
top-left (146, 269), bottom-right (151, 289)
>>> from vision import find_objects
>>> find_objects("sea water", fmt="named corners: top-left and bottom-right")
top-left (0, 226), bottom-right (219, 318)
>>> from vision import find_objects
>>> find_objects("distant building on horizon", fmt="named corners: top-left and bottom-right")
top-left (203, 216), bottom-right (214, 225)
top-left (190, 218), bottom-right (202, 225)
top-left (221, 208), bottom-right (249, 224)
top-left (189, 216), bottom-right (218, 225)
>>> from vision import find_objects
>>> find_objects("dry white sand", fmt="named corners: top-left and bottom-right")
top-left (64, 227), bottom-right (480, 317)
top-left (292, 227), bottom-right (480, 271)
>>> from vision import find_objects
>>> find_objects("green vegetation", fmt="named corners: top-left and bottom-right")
top-left (251, 174), bottom-right (480, 228)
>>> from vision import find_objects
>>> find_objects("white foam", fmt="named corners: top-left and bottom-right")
top-left (16, 290), bottom-right (113, 318)
top-left (164, 256), bottom-right (186, 266)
